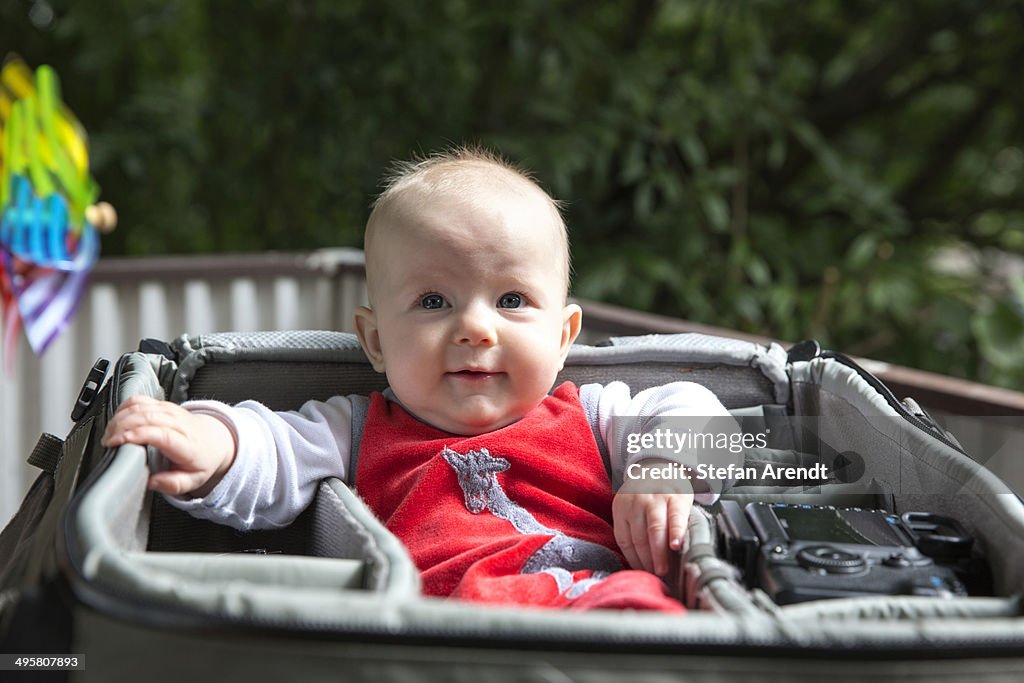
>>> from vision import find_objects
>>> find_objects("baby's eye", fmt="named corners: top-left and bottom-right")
top-left (498, 292), bottom-right (524, 309)
top-left (420, 293), bottom-right (447, 310)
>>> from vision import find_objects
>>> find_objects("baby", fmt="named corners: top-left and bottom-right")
top-left (101, 148), bottom-right (732, 612)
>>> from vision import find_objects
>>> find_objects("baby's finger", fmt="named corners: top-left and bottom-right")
top-left (667, 496), bottom-right (690, 551)
top-left (645, 504), bottom-right (670, 576)
top-left (147, 469), bottom-right (208, 498)
top-left (102, 403), bottom-right (144, 445)
top-left (614, 519), bottom-right (642, 571)
top-left (109, 395), bottom-right (165, 423)
top-left (630, 515), bottom-right (655, 574)
top-left (116, 424), bottom-right (195, 466)
top-left (117, 394), bottom-right (162, 409)
top-left (102, 401), bottom-right (188, 446)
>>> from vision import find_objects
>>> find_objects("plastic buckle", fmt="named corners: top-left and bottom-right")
top-left (786, 339), bottom-right (821, 363)
top-left (138, 337), bottom-right (177, 360)
top-left (71, 358), bottom-right (110, 422)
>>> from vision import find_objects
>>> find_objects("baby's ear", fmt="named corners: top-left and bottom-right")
top-left (353, 306), bottom-right (386, 372)
top-left (558, 303), bottom-right (583, 367)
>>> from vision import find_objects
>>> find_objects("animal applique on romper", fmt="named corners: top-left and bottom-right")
top-left (356, 381), bottom-right (685, 612)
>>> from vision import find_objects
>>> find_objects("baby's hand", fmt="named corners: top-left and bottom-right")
top-left (612, 464), bottom-right (694, 577)
top-left (100, 395), bottom-right (236, 497)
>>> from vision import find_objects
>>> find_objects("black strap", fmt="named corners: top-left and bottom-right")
top-left (26, 433), bottom-right (64, 474)
top-left (22, 416), bottom-right (96, 588)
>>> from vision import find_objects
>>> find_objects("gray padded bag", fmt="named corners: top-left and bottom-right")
top-left (5, 330), bottom-right (1024, 682)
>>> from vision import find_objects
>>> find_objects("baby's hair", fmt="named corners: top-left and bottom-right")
top-left (372, 145), bottom-right (552, 208)
top-left (367, 145), bottom-right (572, 293)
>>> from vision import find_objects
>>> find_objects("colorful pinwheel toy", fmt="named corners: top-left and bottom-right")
top-left (0, 56), bottom-right (115, 370)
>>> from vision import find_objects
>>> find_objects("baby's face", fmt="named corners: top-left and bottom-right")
top-left (356, 184), bottom-right (581, 435)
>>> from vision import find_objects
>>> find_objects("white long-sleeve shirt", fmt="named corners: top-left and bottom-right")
top-left (169, 381), bottom-right (735, 530)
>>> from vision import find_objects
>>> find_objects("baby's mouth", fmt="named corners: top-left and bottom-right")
top-left (448, 369), bottom-right (503, 380)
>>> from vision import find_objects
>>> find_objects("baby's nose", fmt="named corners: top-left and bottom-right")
top-left (454, 304), bottom-right (497, 345)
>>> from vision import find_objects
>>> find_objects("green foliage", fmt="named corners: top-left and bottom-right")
top-left (3, 0), bottom-right (1023, 387)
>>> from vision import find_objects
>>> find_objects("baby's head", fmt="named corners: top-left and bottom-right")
top-left (354, 147), bottom-right (582, 435)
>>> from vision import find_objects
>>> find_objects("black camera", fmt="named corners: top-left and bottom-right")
top-left (716, 501), bottom-right (984, 605)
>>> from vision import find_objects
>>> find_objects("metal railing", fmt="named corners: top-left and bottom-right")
top-left (3, 249), bottom-right (1023, 525)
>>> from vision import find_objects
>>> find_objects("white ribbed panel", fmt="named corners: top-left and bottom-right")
top-left (0, 249), bottom-right (368, 526)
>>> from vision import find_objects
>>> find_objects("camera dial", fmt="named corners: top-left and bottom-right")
top-left (796, 545), bottom-right (867, 574)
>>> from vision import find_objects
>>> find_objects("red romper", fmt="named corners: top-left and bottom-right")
top-left (356, 382), bottom-right (684, 612)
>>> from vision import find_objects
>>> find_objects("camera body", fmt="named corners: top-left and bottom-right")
top-left (717, 501), bottom-right (976, 605)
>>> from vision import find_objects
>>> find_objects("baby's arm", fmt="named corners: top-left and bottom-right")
top-left (583, 381), bottom-right (734, 577)
top-left (101, 394), bottom-right (354, 530)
